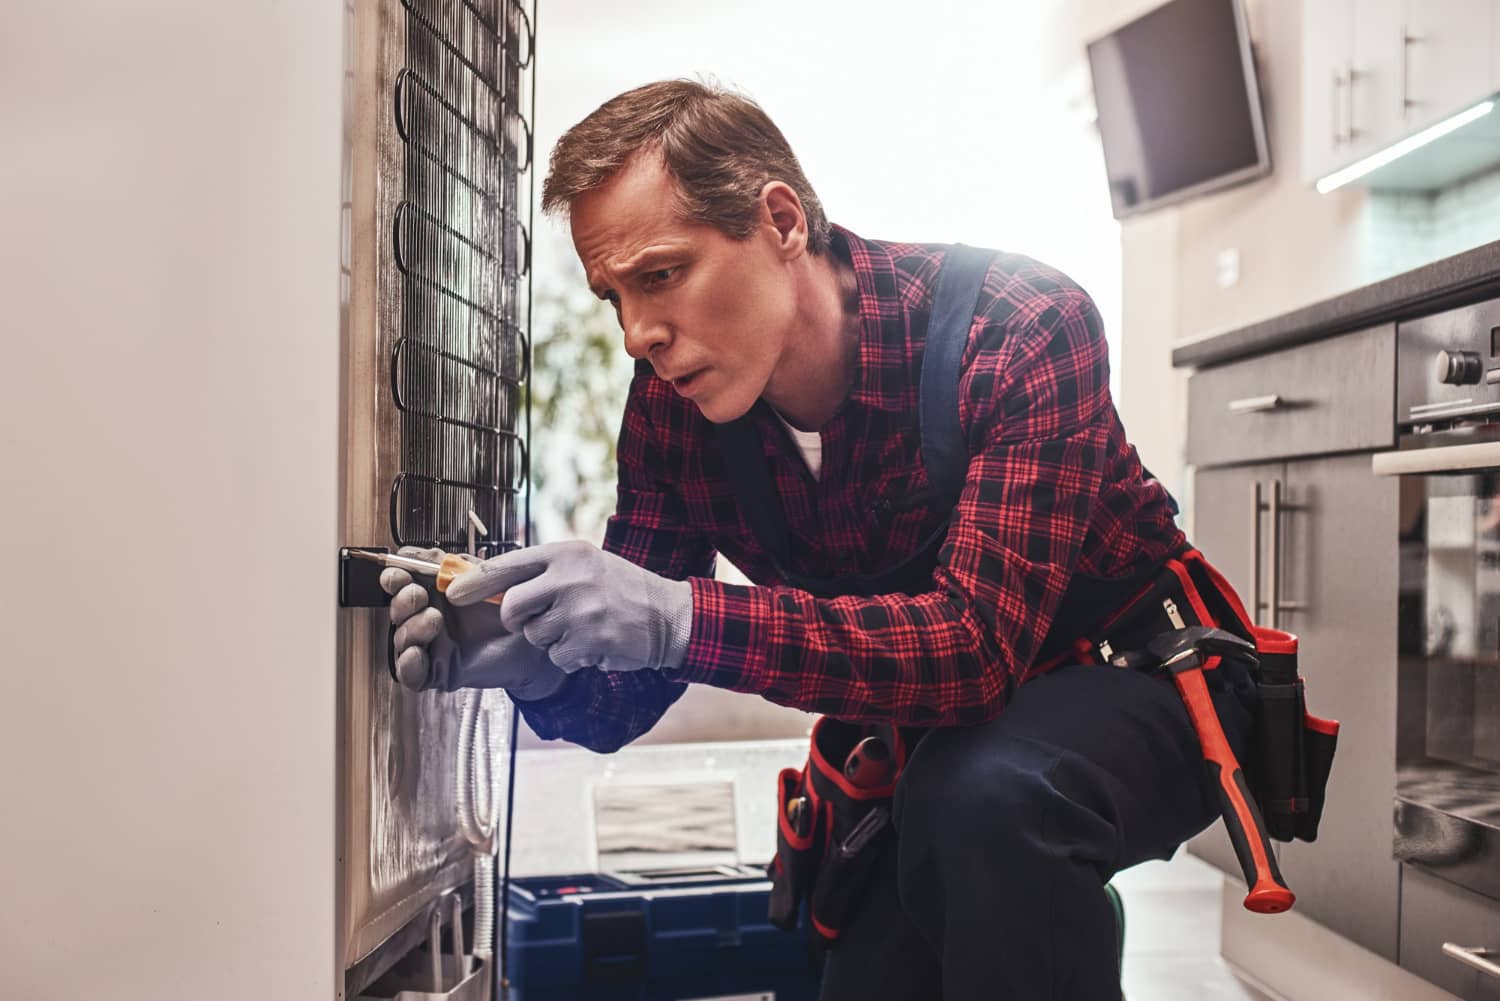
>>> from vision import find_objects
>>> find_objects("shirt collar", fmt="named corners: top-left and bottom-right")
top-left (829, 223), bottom-right (910, 414)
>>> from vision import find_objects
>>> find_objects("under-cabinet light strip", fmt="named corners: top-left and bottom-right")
top-left (1316, 100), bottom-right (1496, 195)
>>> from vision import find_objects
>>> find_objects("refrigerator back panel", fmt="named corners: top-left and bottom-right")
top-left (340, 0), bottom-right (532, 972)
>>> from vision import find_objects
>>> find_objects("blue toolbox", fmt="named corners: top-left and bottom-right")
top-left (504, 864), bottom-right (821, 1001)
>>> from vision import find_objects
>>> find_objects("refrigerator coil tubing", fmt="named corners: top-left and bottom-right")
top-left (390, 0), bottom-right (533, 556)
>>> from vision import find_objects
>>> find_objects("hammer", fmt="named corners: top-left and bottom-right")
top-left (1147, 626), bottom-right (1294, 914)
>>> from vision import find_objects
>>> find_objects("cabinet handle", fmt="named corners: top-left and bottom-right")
top-left (1228, 394), bottom-right (1284, 415)
top-left (1332, 69), bottom-right (1345, 146)
top-left (1250, 480), bottom-right (1263, 625)
top-left (1269, 478), bottom-right (1282, 628)
top-left (1346, 62), bottom-right (1359, 141)
top-left (1401, 26), bottom-right (1421, 115)
top-left (1253, 478), bottom-right (1307, 627)
top-left (1442, 943), bottom-right (1500, 980)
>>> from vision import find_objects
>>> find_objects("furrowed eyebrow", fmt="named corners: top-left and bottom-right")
top-left (586, 248), bottom-right (683, 299)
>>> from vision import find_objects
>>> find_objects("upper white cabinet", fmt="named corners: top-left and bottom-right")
top-left (1302, 0), bottom-right (1356, 183)
top-left (1351, 0), bottom-right (1406, 161)
top-left (1301, 0), bottom-right (1495, 186)
top-left (1404, 1), bottom-right (1493, 132)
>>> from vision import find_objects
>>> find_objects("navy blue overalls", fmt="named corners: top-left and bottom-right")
top-left (714, 246), bottom-right (1259, 1001)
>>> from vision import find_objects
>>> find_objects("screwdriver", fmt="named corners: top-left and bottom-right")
top-left (349, 549), bottom-right (506, 606)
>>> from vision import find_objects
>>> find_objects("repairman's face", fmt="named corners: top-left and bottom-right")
top-left (570, 153), bottom-right (800, 424)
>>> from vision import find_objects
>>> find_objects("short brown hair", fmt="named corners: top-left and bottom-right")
top-left (542, 79), bottom-right (832, 255)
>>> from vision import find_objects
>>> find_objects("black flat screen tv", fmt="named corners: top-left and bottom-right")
top-left (1087, 0), bottom-right (1270, 219)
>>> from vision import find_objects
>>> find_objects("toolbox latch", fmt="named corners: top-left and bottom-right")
top-left (582, 910), bottom-right (647, 986)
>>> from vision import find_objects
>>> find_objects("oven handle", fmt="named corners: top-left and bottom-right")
top-left (1442, 943), bottom-right (1500, 981)
top-left (1372, 441), bottom-right (1500, 476)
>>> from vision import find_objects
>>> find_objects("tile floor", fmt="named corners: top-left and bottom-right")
top-left (1111, 853), bottom-right (1277, 1001)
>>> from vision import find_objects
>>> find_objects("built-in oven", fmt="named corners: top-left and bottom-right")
top-left (1375, 299), bottom-right (1500, 915)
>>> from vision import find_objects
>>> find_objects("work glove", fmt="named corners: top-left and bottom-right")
top-left (379, 547), bottom-right (568, 699)
top-left (445, 540), bottom-right (693, 674)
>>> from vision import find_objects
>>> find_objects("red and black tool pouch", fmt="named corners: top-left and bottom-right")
top-left (1169, 554), bottom-right (1340, 844)
top-left (1075, 549), bottom-right (1341, 846)
top-left (1244, 626), bottom-right (1340, 842)
top-left (767, 765), bottom-right (821, 931)
top-left (767, 718), bottom-right (907, 943)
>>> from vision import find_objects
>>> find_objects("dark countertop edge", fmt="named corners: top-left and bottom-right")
top-left (1171, 240), bottom-right (1500, 369)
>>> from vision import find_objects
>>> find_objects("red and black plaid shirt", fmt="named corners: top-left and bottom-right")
top-left (518, 225), bottom-right (1186, 752)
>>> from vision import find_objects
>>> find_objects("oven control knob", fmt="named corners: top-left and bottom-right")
top-left (1436, 349), bottom-right (1483, 385)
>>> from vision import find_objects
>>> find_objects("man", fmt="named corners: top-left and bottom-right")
top-left (382, 80), bottom-right (1259, 1000)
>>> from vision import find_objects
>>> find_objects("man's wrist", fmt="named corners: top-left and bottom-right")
top-left (659, 578), bottom-right (694, 668)
top-left (511, 668), bottom-right (571, 703)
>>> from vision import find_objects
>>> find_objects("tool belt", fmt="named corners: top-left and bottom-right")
top-left (767, 718), bottom-right (912, 940)
top-left (767, 548), bottom-right (1340, 939)
top-left (1069, 548), bottom-right (1340, 849)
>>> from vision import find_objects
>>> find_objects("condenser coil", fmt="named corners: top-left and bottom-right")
top-left (339, 0), bottom-right (534, 992)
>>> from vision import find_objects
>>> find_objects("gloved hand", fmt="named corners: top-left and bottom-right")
top-left (379, 547), bottom-right (568, 699)
top-left (445, 540), bottom-right (694, 674)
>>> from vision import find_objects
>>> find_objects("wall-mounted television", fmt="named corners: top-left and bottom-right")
top-left (1087, 0), bottom-right (1270, 219)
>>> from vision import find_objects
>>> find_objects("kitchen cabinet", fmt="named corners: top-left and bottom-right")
top-left (1184, 316), bottom-right (1400, 957)
top-left (1185, 324), bottom-right (1394, 467)
top-left (1185, 456), bottom-right (1401, 960)
top-left (1401, 865), bottom-right (1500, 1000)
top-left (1185, 461), bottom-right (1284, 879)
top-left (1300, 0), bottom-right (1494, 186)
top-left (1404, 1), bottom-right (1494, 134)
top-left (1275, 453), bottom-right (1401, 961)
top-left (1301, 0), bottom-right (1357, 184)
top-left (1351, 0), bottom-right (1406, 163)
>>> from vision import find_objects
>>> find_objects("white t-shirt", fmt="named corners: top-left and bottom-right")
top-left (773, 410), bottom-right (823, 481)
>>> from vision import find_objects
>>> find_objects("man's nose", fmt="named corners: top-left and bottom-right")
top-left (620, 303), bottom-right (670, 360)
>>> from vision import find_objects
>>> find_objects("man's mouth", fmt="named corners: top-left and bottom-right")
top-left (670, 369), bottom-right (706, 396)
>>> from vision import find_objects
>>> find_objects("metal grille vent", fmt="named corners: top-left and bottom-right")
top-left (391, 0), bottom-right (533, 553)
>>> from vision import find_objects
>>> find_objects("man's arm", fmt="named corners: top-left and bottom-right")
top-left (665, 284), bottom-right (1147, 726)
top-left (514, 365), bottom-right (717, 752)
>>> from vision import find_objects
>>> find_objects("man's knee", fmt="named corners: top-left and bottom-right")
top-left (895, 730), bottom-right (1071, 861)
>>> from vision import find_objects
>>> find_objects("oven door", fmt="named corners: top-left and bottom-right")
top-left (1375, 436), bottom-right (1500, 900)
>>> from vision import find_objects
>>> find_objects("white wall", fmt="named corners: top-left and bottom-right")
top-left (1048, 0), bottom-right (1374, 512)
top-left (0, 3), bottom-right (342, 998)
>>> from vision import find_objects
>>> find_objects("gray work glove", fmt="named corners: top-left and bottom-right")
top-left (379, 547), bottom-right (568, 699)
top-left (445, 540), bottom-right (693, 674)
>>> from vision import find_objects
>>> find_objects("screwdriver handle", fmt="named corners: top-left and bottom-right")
top-left (1169, 662), bottom-right (1295, 915)
top-left (434, 553), bottom-right (505, 607)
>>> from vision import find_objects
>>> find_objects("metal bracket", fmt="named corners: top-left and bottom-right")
top-left (339, 547), bottom-right (391, 608)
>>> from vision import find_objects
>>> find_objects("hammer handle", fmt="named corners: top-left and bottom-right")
top-left (1170, 663), bottom-right (1295, 914)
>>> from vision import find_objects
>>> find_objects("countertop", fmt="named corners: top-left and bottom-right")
top-left (1171, 239), bottom-right (1500, 369)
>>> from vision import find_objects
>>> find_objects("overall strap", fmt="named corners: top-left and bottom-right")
top-left (712, 244), bottom-right (996, 588)
top-left (716, 408), bottom-right (794, 573)
top-left (918, 244), bottom-right (993, 507)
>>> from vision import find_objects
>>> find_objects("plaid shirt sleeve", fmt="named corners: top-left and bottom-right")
top-left (514, 365), bottom-right (718, 753)
top-left (667, 287), bottom-right (1112, 727)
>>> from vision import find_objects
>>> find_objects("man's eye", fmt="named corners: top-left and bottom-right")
top-left (642, 267), bottom-right (677, 288)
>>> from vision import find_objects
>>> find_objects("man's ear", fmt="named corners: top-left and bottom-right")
top-left (759, 181), bottom-right (808, 260)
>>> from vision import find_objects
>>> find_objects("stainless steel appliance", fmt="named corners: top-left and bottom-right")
top-left (1375, 299), bottom-right (1500, 914)
top-left (339, 0), bottom-right (535, 996)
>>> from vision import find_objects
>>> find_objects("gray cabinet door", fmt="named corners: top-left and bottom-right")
top-left (1276, 452), bottom-right (1401, 960)
top-left (1401, 865), bottom-right (1500, 1000)
top-left (1185, 461), bottom-right (1283, 877)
